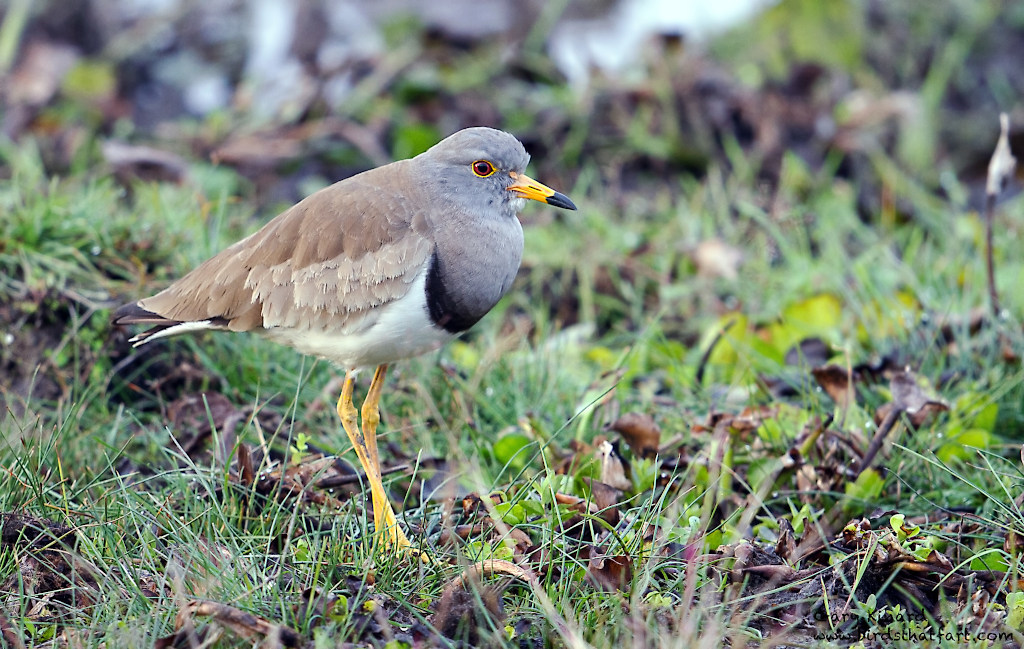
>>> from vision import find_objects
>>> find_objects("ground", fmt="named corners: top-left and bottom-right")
top-left (1, 1), bottom-right (1024, 647)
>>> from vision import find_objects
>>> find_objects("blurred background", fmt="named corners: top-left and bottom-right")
top-left (4, 0), bottom-right (1020, 203)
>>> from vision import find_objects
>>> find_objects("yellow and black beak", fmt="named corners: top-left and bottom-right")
top-left (508, 172), bottom-right (577, 210)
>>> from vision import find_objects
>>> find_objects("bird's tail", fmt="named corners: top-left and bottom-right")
top-left (111, 302), bottom-right (222, 347)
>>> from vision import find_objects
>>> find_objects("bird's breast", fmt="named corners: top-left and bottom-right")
top-left (424, 217), bottom-right (524, 334)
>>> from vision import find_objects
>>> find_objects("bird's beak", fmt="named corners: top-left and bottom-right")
top-left (508, 172), bottom-right (577, 210)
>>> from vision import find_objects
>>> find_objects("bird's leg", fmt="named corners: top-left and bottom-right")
top-left (361, 364), bottom-right (388, 472)
top-left (336, 370), bottom-right (397, 549)
top-left (336, 370), bottom-right (361, 442)
top-left (360, 364), bottom-right (413, 552)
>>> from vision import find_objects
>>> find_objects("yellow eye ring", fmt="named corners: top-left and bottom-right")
top-left (471, 160), bottom-right (496, 177)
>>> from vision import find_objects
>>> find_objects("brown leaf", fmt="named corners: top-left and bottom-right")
top-left (102, 140), bottom-right (190, 184)
top-left (775, 518), bottom-right (796, 563)
top-left (729, 406), bottom-right (777, 434)
top-left (557, 480), bottom-right (624, 529)
top-left (0, 549), bottom-right (101, 619)
top-left (811, 364), bottom-right (854, 408)
top-left (586, 548), bottom-right (633, 592)
top-left (237, 443), bottom-right (255, 488)
top-left (437, 524), bottom-right (486, 546)
top-left (554, 492), bottom-right (605, 541)
top-left (431, 581), bottom-right (506, 645)
top-left (282, 455), bottom-right (338, 486)
top-left (583, 478), bottom-right (624, 525)
top-left (211, 132), bottom-right (303, 168)
top-left (889, 370), bottom-right (930, 412)
top-left (609, 412), bottom-right (661, 458)
top-left (1003, 528), bottom-right (1024, 555)
top-left (433, 561), bottom-right (537, 645)
top-left (506, 527), bottom-right (533, 556)
top-left (293, 587), bottom-right (340, 634)
top-left (168, 600), bottom-right (303, 648)
top-left (257, 455), bottom-right (345, 507)
top-left (461, 492), bottom-right (487, 517)
top-left (795, 465), bottom-right (817, 503)
top-left (887, 369), bottom-right (949, 427)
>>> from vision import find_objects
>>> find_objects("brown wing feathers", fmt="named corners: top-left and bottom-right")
top-left (112, 162), bottom-right (433, 344)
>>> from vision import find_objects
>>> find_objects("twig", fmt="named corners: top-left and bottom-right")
top-left (983, 113), bottom-right (1016, 318)
top-left (857, 405), bottom-right (900, 476)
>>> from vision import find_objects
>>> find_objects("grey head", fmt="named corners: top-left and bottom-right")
top-left (414, 127), bottom-right (576, 221)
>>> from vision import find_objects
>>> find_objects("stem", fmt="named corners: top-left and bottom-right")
top-left (984, 191), bottom-right (1000, 317)
top-left (858, 406), bottom-right (900, 476)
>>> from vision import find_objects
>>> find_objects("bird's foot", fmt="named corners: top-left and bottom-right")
top-left (375, 502), bottom-right (433, 564)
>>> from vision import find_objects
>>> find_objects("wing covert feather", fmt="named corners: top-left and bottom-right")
top-left (138, 162), bottom-right (435, 332)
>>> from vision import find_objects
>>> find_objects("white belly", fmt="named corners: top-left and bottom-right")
top-left (263, 271), bottom-right (454, 369)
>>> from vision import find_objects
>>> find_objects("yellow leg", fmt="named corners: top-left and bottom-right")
top-left (361, 365), bottom-right (388, 473)
top-left (360, 364), bottom-right (413, 551)
top-left (336, 371), bottom-right (360, 442)
top-left (336, 366), bottom-right (412, 554)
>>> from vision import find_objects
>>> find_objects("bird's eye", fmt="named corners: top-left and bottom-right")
top-left (472, 160), bottom-right (496, 177)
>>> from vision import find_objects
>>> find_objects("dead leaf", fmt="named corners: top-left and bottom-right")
top-left (256, 455), bottom-right (346, 508)
top-left (102, 140), bottom-right (190, 184)
top-left (237, 443), bottom-right (255, 488)
top-left (608, 412), bottom-right (661, 458)
top-left (461, 492), bottom-right (489, 517)
top-left (887, 369), bottom-right (949, 427)
top-left (812, 364), bottom-right (854, 409)
top-left (775, 518), bottom-right (796, 564)
top-left (433, 560), bottom-right (538, 644)
top-left (582, 478), bottom-right (624, 525)
top-left (585, 548), bottom-right (633, 592)
top-left (163, 600), bottom-right (303, 648)
top-left (437, 524), bottom-right (487, 547)
top-left (432, 579), bottom-right (507, 645)
top-left (597, 440), bottom-right (632, 491)
top-left (0, 547), bottom-right (101, 621)
top-left (292, 587), bottom-right (341, 635)
top-left (210, 132), bottom-right (304, 168)
top-left (986, 113), bottom-right (1017, 197)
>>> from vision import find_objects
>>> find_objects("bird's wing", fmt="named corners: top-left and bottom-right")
top-left (112, 162), bottom-right (435, 341)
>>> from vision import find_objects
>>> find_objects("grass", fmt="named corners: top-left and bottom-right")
top-left (3, 1), bottom-right (1024, 647)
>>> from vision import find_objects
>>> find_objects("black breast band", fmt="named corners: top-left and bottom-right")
top-left (424, 252), bottom-right (485, 334)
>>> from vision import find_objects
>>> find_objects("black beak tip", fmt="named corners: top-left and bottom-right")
top-left (547, 191), bottom-right (577, 211)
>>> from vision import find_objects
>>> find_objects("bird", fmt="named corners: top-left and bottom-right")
top-left (111, 127), bottom-right (577, 553)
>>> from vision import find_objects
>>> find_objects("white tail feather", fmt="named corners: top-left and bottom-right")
top-left (130, 320), bottom-right (216, 347)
